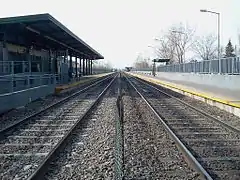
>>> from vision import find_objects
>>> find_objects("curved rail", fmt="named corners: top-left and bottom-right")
top-left (0, 73), bottom-right (115, 137)
top-left (124, 73), bottom-right (213, 180)
top-left (28, 73), bottom-right (118, 180)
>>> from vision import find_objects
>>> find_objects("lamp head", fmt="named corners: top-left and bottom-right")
top-left (200, 9), bottom-right (207, 12)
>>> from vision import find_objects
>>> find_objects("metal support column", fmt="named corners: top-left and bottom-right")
top-left (83, 59), bottom-right (85, 76)
top-left (0, 41), bottom-right (3, 73)
top-left (65, 49), bottom-right (68, 63)
top-left (85, 59), bottom-right (87, 75)
top-left (152, 61), bottom-right (156, 76)
top-left (27, 49), bottom-right (31, 74)
top-left (79, 58), bottom-right (82, 77)
top-left (87, 60), bottom-right (89, 75)
top-left (88, 59), bottom-right (90, 75)
top-left (88, 60), bottom-right (91, 75)
top-left (90, 60), bottom-right (93, 75)
top-left (87, 60), bottom-right (90, 75)
top-left (75, 56), bottom-right (78, 78)
top-left (69, 55), bottom-right (73, 79)
top-left (2, 34), bottom-right (9, 74)
top-left (85, 59), bottom-right (88, 75)
top-left (86, 59), bottom-right (88, 75)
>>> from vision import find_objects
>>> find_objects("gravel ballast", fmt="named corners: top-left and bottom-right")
top-left (45, 80), bottom-right (118, 180)
top-left (129, 76), bottom-right (240, 179)
top-left (0, 78), bottom-right (113, 179)
top-left (122, 77), bottom-right (199, 179)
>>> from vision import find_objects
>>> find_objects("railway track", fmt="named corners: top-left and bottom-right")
top-left (0, 73), bottom-right (117, 179)
top-left (43, 73), bottom-right (120, 179)
top-left (0, 74), bottom-right (115, 133)
top-left (125, 73), bottom-right (240, 180)
top-left (1, 72), bottom-right (239, 179)
top-left (121, 75), bottom-right (199, 179)
top-left (0, 73), bottom-right (114, 132)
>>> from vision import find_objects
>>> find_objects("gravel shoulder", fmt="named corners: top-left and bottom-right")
top-left (122, 78), bottom-right (200, 180)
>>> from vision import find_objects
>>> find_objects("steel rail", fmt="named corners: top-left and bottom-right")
top-left (0, 73), bottom-right (115, 137)
top-left (28, 73), bottom-right (119, 180)
top-left (129, 74), bottom-right (240, 134)
top-left (124, 73), bottom-right (213, 180)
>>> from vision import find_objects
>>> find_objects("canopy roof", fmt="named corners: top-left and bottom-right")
top-left (0, 13), bottom-right (103, 59)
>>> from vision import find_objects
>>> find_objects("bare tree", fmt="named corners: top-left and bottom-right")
top-left (154, 37), bottom-right (176, 64)
top-left (166, 23), bottom-right (195, 63)
top-left (191, 34), bottom-right (217, 60)
top-left (93, 60), bottom-right (112, 70)
top-left (133, 54), bottom-right (150, 69)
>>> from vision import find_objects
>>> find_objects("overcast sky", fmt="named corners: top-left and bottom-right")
top-left (0, 0), bottom-right (239, 68)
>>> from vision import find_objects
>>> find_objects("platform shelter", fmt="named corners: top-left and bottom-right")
top-left (0, 13), bottom-right (103, 113)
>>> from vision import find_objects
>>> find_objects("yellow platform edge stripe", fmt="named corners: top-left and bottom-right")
top-left (55, 73), bottom-right (112, 93)
top-left (129, 72), bottom-right (240, 109)
top-left (56, 78), bottom-right (93, 90)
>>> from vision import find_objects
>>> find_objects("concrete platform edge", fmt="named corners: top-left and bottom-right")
top-left (0, 85), bottom-right (55, 114)
top-left (55, 73), bottom-right (113, 94)
top-left (128, 72), bottom-right (240, 118)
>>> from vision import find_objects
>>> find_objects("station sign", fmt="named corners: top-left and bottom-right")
top-left (152, 58), bottom-right (170, 63)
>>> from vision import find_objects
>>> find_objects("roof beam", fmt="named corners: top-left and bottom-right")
top-left (25, 25), bottom-right (91, 58)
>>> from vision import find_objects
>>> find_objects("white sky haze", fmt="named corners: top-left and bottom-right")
top-left (1, 0), bottom-right (239, 68)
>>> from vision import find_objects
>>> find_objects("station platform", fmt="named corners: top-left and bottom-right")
top-left (55, 73), bottom-right (112, 94)
top-left (128, 71), bottom-right (240, 117)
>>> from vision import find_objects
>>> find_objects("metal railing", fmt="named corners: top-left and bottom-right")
top-left (0, 60), bottom-right (52, 75)
top-left (0, 74), bottom-right (56, 94)
top-left (0, 60), bottom-right (113, 94)
top-left (157, 57), bottom-right (240, 74)
top-left (133, 57), bottom-right (240, 74)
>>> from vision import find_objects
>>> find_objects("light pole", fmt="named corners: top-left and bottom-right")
top-left (200, 9), bottom-right (221, 74)
top-left (148, 45), bottom-right (160, 76)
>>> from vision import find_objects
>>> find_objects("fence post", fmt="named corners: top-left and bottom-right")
top-left (209, 60), bottom-right (211, 74)
top-left (238, 57), bottom-right (240, 74)
top-left (194, 61), bottom-right (196, 73)
top-left (22, 61), bottom-right (25, 73)
top-left (40, 75), bottom-right (43, 86)
top-left (53, 74), bottom-right (56, 85)
top-left (42, 57), bottom-right (44, 73)
top-left (27, 75), bottom-right (30, 88)
top-left (11, 61), bottom-right (14, 75)
top-left (10, 76), bottom-right (14, 93)
top-left (219, 58), bottom-right (221, 74)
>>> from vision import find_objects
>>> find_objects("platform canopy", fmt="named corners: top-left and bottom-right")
top-left (0, 13), bottom-right (103, 60)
